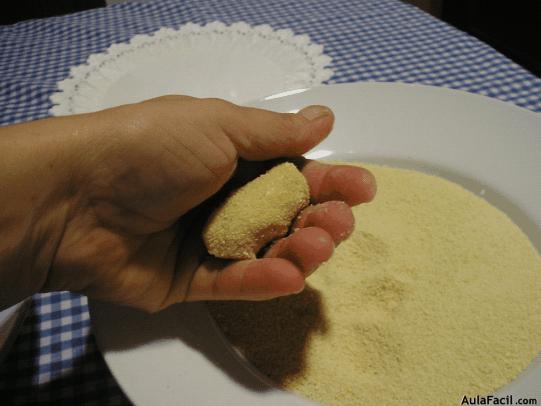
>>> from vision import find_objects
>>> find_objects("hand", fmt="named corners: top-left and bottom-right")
top-left (0, 96), bottom-right (375, 312)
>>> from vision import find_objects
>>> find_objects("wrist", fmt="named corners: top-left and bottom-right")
top-left (0, 117), bottom-right (80, 308)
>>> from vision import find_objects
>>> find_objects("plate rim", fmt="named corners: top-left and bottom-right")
top-left (248, 81), bottom-right (541, 117)
top-left (0, 299), bottom-right (30, 364)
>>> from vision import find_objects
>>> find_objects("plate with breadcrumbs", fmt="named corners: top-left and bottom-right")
top-left (90, 82), bottom-right (541, 406)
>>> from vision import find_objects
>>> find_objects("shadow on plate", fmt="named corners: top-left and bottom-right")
top-left (91, 286), bottom-right (327, 393)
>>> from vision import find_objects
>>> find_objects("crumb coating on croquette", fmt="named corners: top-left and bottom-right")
top-left (203, 163), bottom-right (310, 259)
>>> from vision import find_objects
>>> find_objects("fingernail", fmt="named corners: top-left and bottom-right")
top-left (293, 284), bottom-right (305, 294)
top-left (298, 105), bottom-right (332, 121)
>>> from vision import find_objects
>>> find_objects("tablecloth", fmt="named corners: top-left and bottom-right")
top-left (1, 0), bottom-right (540, 404)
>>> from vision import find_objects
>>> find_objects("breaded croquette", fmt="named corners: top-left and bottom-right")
top-left (203, 162), bottom-right (310, 259)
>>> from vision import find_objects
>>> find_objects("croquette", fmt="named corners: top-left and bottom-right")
top-left (203, 162), bottom-right (310, 259)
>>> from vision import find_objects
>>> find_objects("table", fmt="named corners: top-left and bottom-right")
top-left (1, 0), bottom-right (540, 404)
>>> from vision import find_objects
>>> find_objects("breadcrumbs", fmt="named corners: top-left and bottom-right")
top-left (208, 163), bottom-right (541, 405)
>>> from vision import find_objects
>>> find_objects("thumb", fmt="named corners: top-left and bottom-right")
top-left (213, 102), bottom-right (334, 160)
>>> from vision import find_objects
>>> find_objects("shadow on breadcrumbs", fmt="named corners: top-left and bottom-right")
top-left (207, 286), bottom-right (328, 386)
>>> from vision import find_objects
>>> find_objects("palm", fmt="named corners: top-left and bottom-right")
top-left (48, 113), bottom-right (230, 309)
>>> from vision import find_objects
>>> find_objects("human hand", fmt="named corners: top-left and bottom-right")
top-left (0, 96), bottom-right (375, 312)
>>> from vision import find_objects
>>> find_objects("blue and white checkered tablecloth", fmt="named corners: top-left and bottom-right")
top-left (0, 0), bottom-right (540, 403)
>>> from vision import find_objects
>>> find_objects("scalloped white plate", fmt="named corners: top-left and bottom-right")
top-left (49, 22), bottom-right (333, 115)
top-left (90, 83), bottom-right (541, 405)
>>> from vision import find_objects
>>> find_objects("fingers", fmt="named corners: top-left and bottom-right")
top-left (301, 160), bottom-right (377, 205)
top-left (185, 258), bottom-right (305, 301)
top-left (184, 200), bottom-right (354, 301)
top-left (262, 199), bottom-right (354, 277)
top-left (293, 201), bottom-right (355, 244)
top-left (208, 100), bottom-right (335, 160)
top-left (264, 227), bottom-right (334, 277)
top-left (185, 226), bottom-right (338, 301)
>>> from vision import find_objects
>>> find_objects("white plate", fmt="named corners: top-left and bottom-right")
top-left (49, 22), bottom-right (333, 116)
top-left (0, 300), bottom-right (30, 363)
top-left (90, 82), bottom-right (541, 405)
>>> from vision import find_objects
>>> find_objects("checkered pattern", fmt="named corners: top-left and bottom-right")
top-left (0, 0), bottom-right (540, 403)
top-left (0, 294), bottom-right (128, 404)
